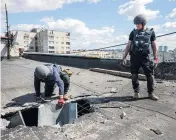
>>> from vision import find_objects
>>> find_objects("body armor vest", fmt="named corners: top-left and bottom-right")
top-left (130, 28), bottom-right (153, 56)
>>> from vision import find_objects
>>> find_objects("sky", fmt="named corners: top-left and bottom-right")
top-left (0, 0), bottom-right (176, 50)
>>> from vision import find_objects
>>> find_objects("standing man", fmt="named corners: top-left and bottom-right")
top-left (34, 63), bottom-right (72, 104)
top-left (122, 14), bottom-right (159, 101)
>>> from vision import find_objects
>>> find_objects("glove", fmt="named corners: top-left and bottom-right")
top-left (63, 94), bottom-right (71, 100)
top-left (58, 96), bottom-right (65, 105)
top-left (154, 57), bottom-right (158, 68)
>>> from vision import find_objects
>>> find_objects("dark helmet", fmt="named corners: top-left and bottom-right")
top-left (133, 14), bottom-right (147, 25)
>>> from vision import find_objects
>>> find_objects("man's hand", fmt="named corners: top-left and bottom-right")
top-left (122, 58), bottom-right (127, 66)
top-left (154, 57), bottom-right (158, 68)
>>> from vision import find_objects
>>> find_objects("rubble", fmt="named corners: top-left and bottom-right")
top-left (120, 112), bottom-right (126, 119)
top-left (156, 79), bottom-right (163, 83)
top-left (110, 88), bottom-right (117, 93)
top-left (0, 118), bottom-right (10, 130)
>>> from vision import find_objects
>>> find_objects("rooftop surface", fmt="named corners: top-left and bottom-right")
top-left (1, 58), bottom-right (176, 140)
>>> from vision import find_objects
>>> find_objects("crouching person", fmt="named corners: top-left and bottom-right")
top-left (34, 63), bottom-right (72, 104)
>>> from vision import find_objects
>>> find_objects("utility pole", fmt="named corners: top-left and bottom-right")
top-left (5, 3), bottom-right (10, 59)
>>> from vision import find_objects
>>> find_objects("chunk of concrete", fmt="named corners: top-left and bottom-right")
top-left (0, 118), bottom-right (10, 130)
top-left (120, 112), bottom-right (126, 119)
top-left (110, 88), bottom-right (117, 93)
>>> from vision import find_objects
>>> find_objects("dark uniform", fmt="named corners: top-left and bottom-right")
top-left (122, 14), bottom-right (159, 100)
top-left (129, 28), bottom-right (156, 94)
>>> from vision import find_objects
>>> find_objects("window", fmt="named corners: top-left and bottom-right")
top-left (49, 51), bottom-right (55, 53)
top-left (24, 36), bottom-right (28, 40)
top-left (66, 33), bottom-right (70, 36)
top-left (49, 41), bottom-right (54, 44)
top-left (49, 36), bottom-right (54, 39)
top-left (50, 31), bottom-right (54, 34)
top-left (24, 41), bottom-right (28, 44)
top-left (61, 46), bottom-right (64, 49)
top-left (30, 47), bottom-right (34, 49)
top-left (66, 42), bottom-right (70, 45)
top-left (24, 34), bottom-right (29, 39)
top-left (61, 42), bottom-right (64, 44)
top-left (49, 46), bottom-right (54, 49)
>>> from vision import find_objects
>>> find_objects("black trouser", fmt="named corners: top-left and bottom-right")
top-left (45, 81), bottom-right (56, 97)
top-left (34, 75), bottom-right (69, 97)
top-left (130, 55), bottom-right (154, 94)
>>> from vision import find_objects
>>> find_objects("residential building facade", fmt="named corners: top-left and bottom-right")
top-left (9, 28), bottom-right (71, 55)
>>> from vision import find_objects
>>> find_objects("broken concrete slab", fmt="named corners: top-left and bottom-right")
top-left (0, 118), bottom-right (10, 130)
top-left (2, 100), bottom-right (77, 129)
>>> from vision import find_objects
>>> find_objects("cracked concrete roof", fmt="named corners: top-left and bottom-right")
top-left (1, 58), bottom-right (176, 140)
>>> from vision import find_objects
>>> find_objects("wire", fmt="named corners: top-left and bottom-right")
top-left (70, 31), bottom-right (176, 53)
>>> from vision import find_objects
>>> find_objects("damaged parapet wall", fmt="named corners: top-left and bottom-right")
top-left (154, 62), bottom-right (176, 80)
top-left (23, 52), bottom-right (176, 80)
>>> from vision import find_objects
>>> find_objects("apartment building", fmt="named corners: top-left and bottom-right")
top-left (158, 51), bottom-right (176, 62)
top-left (11, 30), bottom-right (36, 52)
top-left (9, 28), bottom-right (71, 55)
top-left (35, 29), bottom-right (71, 54)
